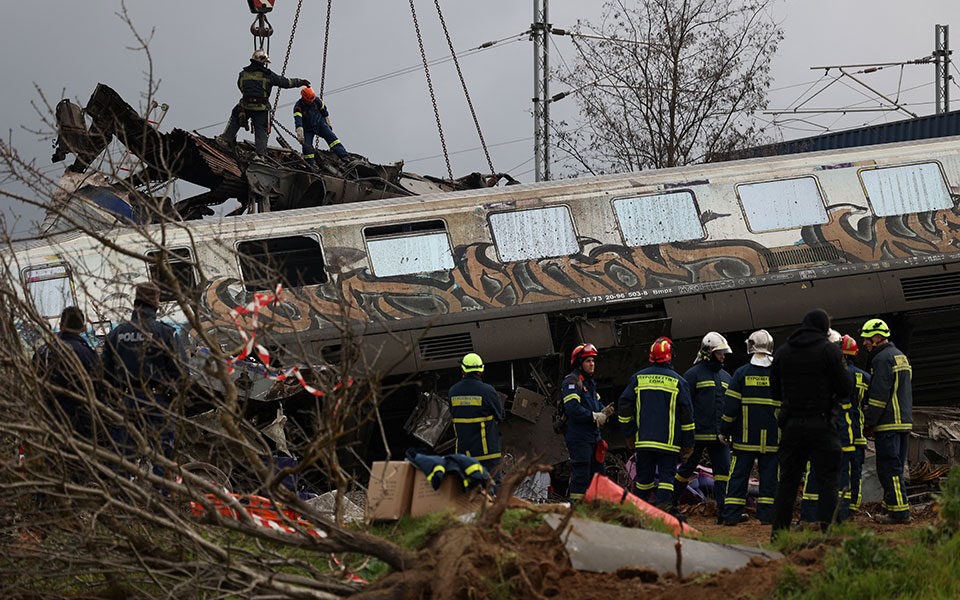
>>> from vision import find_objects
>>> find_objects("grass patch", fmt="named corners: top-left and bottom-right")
top-left (775, 467), bottom-right (960, 600)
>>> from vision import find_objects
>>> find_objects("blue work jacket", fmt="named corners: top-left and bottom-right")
top-left (683, 359), bottom-right (732, 442)
top-left (561, 369), bottom-right (603, 445)
top-left (864, 342), bottom-right (913, 433)
top-left (448, 373), bottom-right (503, 462)
top-left (617, 363), bottom-right (694, 453)
top-left (722, 363), bottom-right (780, 453)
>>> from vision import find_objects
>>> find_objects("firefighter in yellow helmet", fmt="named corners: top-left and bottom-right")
top-left (448, 353), bottom-right (503, 476)
top-left (861, 318), bottom-right (913, 524)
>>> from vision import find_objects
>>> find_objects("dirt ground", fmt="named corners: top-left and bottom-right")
top-left (358, 500), bottom-right (937, 600)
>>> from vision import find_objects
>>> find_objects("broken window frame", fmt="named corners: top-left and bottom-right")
top-left (859, 161), bottom-right (954, 217)
top-left (736, 176), bottom-right (829, 233)
top-left (612, 190), bottom-right (705, 247)
top-left (488, 205), bottom-right (580, 263)
top-left (363, 219), bottom-right (455, 277)
top-left (147, 247), bottom-right (199, 302)
top-left (236, 234), bottom-right (328, 292)
top-left (22, 262), bottom-right (77, 318)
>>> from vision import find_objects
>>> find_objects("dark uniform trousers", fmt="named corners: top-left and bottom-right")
top-left (771, 417), bottom-right (842, 533)
top-left (634, 450), bottom-right (679, 508)
top-left (724, 451), bottom-right (779, 523)
top-left (800, 450), bottom-right (854, 523)
top-left (674, 442), bottom-right (730, 510)
top-left (875, 431), bottom-right (910, 515)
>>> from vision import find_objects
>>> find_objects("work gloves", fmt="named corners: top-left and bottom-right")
top-left (296, 78), bottom-right (311, 87)
top-left (295, 127), bottom-right (304, 143)
top-left (592, 411), bottom-right (608, 427)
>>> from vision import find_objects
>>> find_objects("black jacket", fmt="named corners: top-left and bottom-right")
top-left (103, 305), bottom-right (187, 398)
top-left (770, 310), bottom-right (854, 425)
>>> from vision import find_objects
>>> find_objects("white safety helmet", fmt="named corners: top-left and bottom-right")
top-left (746, 329), bottom-right (774, 356)
top-left (251, 49), bottom-right (270, 64)
top-left (695, 331), bottom-right (732, 363)
top-left (827, 328), bottom-right (842, 345)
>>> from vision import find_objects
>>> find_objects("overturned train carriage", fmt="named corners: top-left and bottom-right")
top-left (6, 136), bottom-right (960, 464)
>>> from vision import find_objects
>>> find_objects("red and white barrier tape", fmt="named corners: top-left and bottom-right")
top-left (225, 283), bottom-right (351, 399)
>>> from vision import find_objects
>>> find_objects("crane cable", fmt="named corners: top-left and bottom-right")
top-left (408, 0), bottom-right (453, 181)
top-left (432, 0), bottom-right (495, 176)
top-left (270, 0), bottom-right (305, 134)
top-left (320, 0), bottom-right (333, 97)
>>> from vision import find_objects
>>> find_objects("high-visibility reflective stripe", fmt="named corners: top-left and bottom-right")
top-left (802, 493), bottom-right (819, 501)
top-left (695, 433), bottom-right (719, 441)
top-left (721, 415), bottom-right (735, 423)
top-left (867, 398), bottom-right (887, 408)
top-left (480, 422), bottom-right (488, 455)
top-left (658, 482), bottom-right (675, 491)
top-left (714, 474), bottom-right (730, 482)
top-left (742, 406), bottom-right (749, 444)
top-left (721, 381), bottom-right (729, 388)
top-left (757, 497), bottom-right (774, 505)
top-left (304, 153), bottom-right (316, 159)
top-left (732, 443), bottom-right (779, 452)
top-left (468, 452), bottom-right (501, 461)
top-left (745, 375), bottom-right (770, 387)
top-left (675, 473), bottom-right (691, 483)
top-left (635, 481), bottom-right (656, 491)
top-left (635, 441), bottom-right (680, 452)
top-left (742, 397), bottom-right (780, 406)
top-left (681, 423), bottom-right (695, 431)
top-left (452, 396), bottom-right (483, 407)
top-left (725, 497), bottom-right (747, 506)
top-left (428, 465), bottom-right (445, 483)
top-left (570, 493), bottom-right (584, 499)
top-left (329, 139), bottom-right (342, 149)
top-left (452, 416), bottom-right (493, 423)
top-left (875, 423), bottom-right (912, 432)
top-left (293, 111), bottom-right (303, 117)
top-left (726, 390), bottom-right (743, 400)
top-left (696, 380), bottom-right (715, 389)
top-left (563, 393), bottom-right (581, 404)
top-left (892, 475), bottom-right (906, 509)
top-left (618, 415), bottom-right (632, 423)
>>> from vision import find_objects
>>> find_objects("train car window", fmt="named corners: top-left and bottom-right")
top-left (737, 176), bottom-right (828, 232)
top-left (363, 221), bottom-right (454, 277)
top-left (613, 191), bottom-right (704, 246)
top-left (22, 263), bottom-right (76, 318)
top-left (860, 162), bottom-right (954, 217)
top-left (236, 235), bottom-right (327, 292)
top-left (489, 206), bottom-right (578, 262)
top-left (147, 248), bottom-right (198, 302)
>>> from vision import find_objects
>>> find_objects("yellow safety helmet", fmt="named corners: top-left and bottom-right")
top-left (460, 352), bottom-right (484, 373)
top-left (860, 318), bottom-right (891, 339)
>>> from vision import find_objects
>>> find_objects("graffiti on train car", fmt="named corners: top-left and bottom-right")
top-left (198, 203), bottom-right (960, 336)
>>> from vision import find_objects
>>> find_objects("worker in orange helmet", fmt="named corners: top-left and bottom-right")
top-left (293, 86), bottom-right (348, 168)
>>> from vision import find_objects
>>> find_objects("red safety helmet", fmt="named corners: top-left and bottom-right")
top-left (841, 335), bottom-right (858, 356)
top-left (570, 343), bottom-right (599, 366)
top-left (649, 336), bottom-right (673, 364)
top-left (301, 87), bottom-right (317, 102)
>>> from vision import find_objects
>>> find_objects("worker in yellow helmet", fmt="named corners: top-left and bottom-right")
top-left (448, 353), bottom-right (504, 477)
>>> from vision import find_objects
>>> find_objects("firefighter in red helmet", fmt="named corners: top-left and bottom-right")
top-left (617, 337), bottom-right (695, 509)
top-left (561, 343), bottom-right (610, 501)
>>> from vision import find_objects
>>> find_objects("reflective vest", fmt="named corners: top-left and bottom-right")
top-left (617, 364), bottom-right (694, 453)
top-left (722, 363), bottom-right (780, 453)
top-left (683, 360), bottom-right (731, 442)
top-left (864, 342), bottom-right (912, 433)
top-left (448, 374), bottom-right (503, 462)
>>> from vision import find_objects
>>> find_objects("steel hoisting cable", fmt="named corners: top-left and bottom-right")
top-left (432, 0), bottom-right (495, 176)
top-left (320, 0), bottom-right (333, 97)
top-left (408, 0), bottom-right (453, 181)
top-left (270, 0), bottom-right (305, 133)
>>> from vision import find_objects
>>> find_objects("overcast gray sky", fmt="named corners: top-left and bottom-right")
top-left (1, 1), bottom-right (956, 235)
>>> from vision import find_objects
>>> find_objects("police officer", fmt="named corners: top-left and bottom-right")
top-left (103, 282), bottom-right (187, 475)
top-left (448, 353), bottom-right (503, 477)
top-left (32, 306), bottom-right (103, 441)
top-left (769, 309), bottom-right (854, 537)
top-left (618, 337), bottom-right (695, 509)
top-left (721, 330), bottom-right (780, 525)
top-left (218, 50), bottom-right (310, 159)
top-left (561, 343), bottom-right (607, 501)
top-left (861, 318), bottom-right (913, 524)
top-left (294, 87), bottom-right (348, 167)
top-left (675, 332), bottom-right (732, 519)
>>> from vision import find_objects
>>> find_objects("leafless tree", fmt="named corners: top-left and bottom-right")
top-left (553, 0), bottom-right (783, 176)
top-left (0, 8), bottom-right (421, 597)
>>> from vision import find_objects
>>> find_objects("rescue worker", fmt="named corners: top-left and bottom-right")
top-left (675, 332), bottom-right (732, 520)
top-left (294, 87), bottom-right (348, 167)
top-left (769, 309), bottom-right (854, 538)
top-left (799, 331), bottom-right (865, 523)
top-left (218, 50), bottom-right (310, 159)
top-left (561, 343), bottom-right (607, 501)
top-left (843, 335), bottom-right (871, 513)
top-left (448, 353), bottom-right (503, 477)
top-left (32, 306), bottom-right (103, 441)
top-left (721, 330), bottom-right (779, 525)
top-left (618, 337), bottom-right (695, 509)
top-left (103, 282), bottom-right (187, 477)
top-left (861, 318), bottom-right (913, 524)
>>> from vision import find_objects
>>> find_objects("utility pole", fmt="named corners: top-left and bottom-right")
top-left (533, 0), bottom-right (550, 181)
top-left (935, 24), bottom-right (952, 114)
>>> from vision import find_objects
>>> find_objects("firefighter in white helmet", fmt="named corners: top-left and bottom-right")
top-left (674, 332), bottom-right (732, 519)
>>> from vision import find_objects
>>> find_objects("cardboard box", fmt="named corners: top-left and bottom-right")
top-left (409, 469), bottom-right (485, 518)
top-left (365, 461), bottom-right (415, 521)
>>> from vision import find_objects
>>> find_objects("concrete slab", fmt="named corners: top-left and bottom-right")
top-left (543, 514), bottom-right (782, 577)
